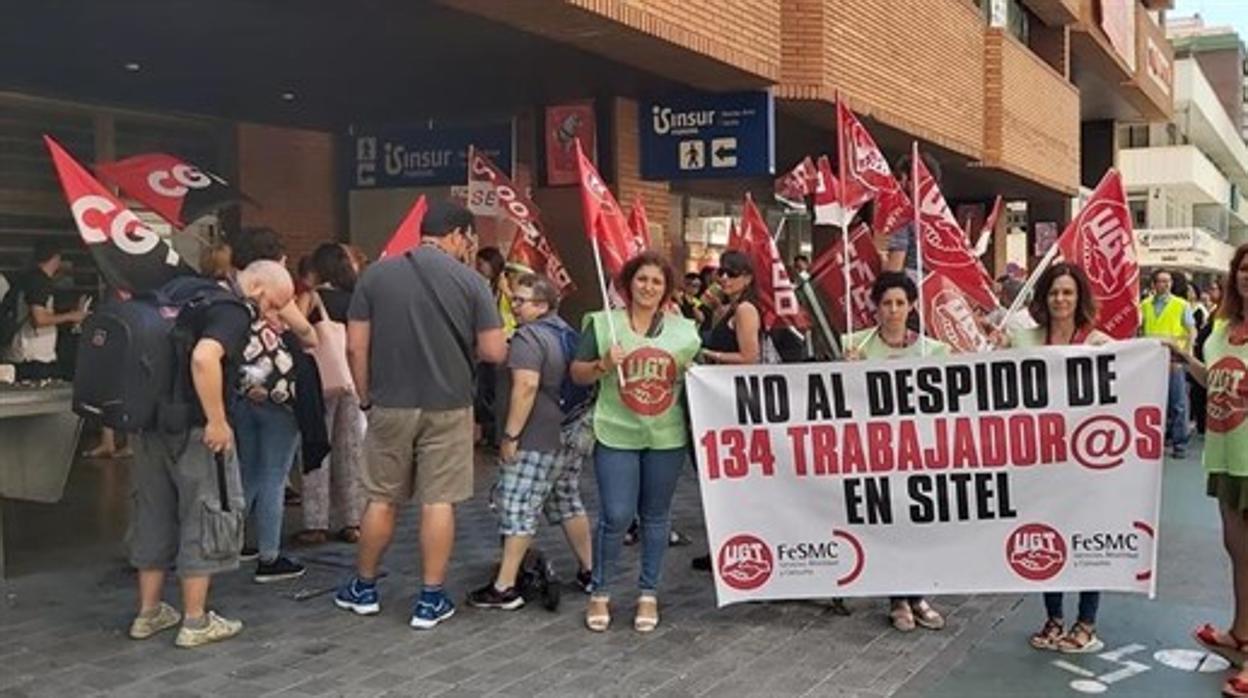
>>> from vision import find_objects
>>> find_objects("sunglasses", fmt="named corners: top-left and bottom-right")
top-left (717, 268), bottom-right (745, 279)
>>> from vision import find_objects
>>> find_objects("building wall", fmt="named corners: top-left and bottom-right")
top-left (237, 123), bottom-right (339, 266)
top-left (1191, 47), bottom-right (1247, 131)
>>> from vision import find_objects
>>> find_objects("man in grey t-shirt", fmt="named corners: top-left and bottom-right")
top-left (335, 201), bottom-right (505, 630)
top-left (468, 274), bottom-right (592, 610)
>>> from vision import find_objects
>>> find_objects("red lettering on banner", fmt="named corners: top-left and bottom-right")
top-left (980, 417), bottom-right (1007, 467)
top-left (952, 420), bottom-right (979, 468)
top-left (702, 428), bottom-right (776, 481)
top-left (897, 421), bottom-right (922, 471)
top-left (867, 423), bottom-right (892, 472)
top-left (842, 424), bottom-right (866, 473)
top-left (812, 424), bottom-right (836, 474)
top-left (1134, 406), bottom-right (1162, 458)
top-left (1038, 414), bottom-right (1068, 462)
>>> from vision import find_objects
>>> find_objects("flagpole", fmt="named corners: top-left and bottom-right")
top-left (799, 278), bottom-right (840, 359)
top-left (589, 232), bottom-right (627, 385)
top-left (836, 91), bottom-right (854, 348)
top-left (996, 241), bottom-right (1060, 333)
top-left (912, 142), bottom-right (926, 358)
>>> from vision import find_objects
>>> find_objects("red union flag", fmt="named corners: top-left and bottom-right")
top-left (837, 101), bottom-right (912, 235)
top-left (922, 272), bottom-right (994, 354)
top-left (94, 153), bottom-right (246, 229)
top-left (727, 219), bottom-right (743, 250)
top-left (774, 156), bottom-right (818, 210)
top-left (813, 155), bottom-right (850, 226)
top-left (740, 195), bottom-right (809, 331)
top-left (379, 195), bottom-right (427, 259)
top-left (809, 223), bottom-right (880, 333)
top-left (45, 135), bottom-right (192, 292)
top-left (1056, 169), bottom-right (1140, 339)
top-left (574, 139), bottom-right (638, 279)
top-left (914, 155), bottom-right (999, 311)
top-left (627, 194), bottom-right (652, 252)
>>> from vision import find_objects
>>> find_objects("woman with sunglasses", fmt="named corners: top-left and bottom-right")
top-left (844, 272), bottom-right (948, 632)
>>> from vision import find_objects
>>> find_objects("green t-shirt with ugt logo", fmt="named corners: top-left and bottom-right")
top-left (1203, 319), bottom-right (1248, 478)
top-left (582, 310), bottom-right (702, 450)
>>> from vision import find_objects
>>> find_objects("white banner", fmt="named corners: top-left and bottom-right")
top-left (686, 339), bottom-right (1168, 606)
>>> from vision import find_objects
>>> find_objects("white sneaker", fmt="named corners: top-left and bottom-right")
top-left (128, 602), bottom-right (181, 640)
top-left (174, 611), bottom-right (243, 648)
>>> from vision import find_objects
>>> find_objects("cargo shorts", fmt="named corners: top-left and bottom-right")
top-left (127, 429), bottom-right (245, 577)
top-left (362, 406), bottom-right (474, 505)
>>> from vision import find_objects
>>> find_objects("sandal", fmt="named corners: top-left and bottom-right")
top-left (911, 599), bottom-right (945, 630)
top-left (586, 596), bottom-right (610, 632)
top-left (890, 600), bottom-right (916, 632)
top-left (337, 527), bottom-right (361, 544)
top-left (1196, 623), bottom-right (1248, 667)
top-left (1225, 673), bottom-right (1248, 698)
top-left (634, 596), bottom-right (659, 633)
top-left (1058, 621), bottom-right (1105, 654)
top-left (1030, 617), bottom-right (1065, 650)
top-left (291, 529), bottom-right (329, 546)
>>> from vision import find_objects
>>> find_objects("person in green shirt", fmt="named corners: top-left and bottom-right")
top-left (844, 272), bottom-right (948, 633)
top-left (570, 251), bottom-right (701, 634)
top-left (1170, 244), bottom-right (1248, 697)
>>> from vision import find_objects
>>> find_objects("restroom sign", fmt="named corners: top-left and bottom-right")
top-left (640, 91), bottom-right (774, 181)
top-left (349, 122), bottom-right (513, 189)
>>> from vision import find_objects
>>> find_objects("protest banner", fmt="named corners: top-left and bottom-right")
top-left (686, 339), bottom-right (1167, 606)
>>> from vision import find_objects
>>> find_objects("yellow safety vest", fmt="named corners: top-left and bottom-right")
top-left (1140, 295), bottom-right (1188, 341)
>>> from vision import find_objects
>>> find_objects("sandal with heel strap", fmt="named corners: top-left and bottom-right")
top-left (1031, 617), bottom-right (1065, 650)
top-left (586, 596), bottom-right (610, 632)
top-left (1058, 621), bottom-right (1104, 654)
top-left (634, 596), bottom-right (659, 633)
top-left (1196, 623), bottom-right (1248, 667)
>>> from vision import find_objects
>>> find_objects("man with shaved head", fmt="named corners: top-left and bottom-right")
top-left (127, 260), bottom-right (294, 648)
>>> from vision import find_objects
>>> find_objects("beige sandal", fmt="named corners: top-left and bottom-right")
top-left (634, 596), bottom-right (659, 633)
top-left (890, 600), bottom-right (916, 632)
top-left (586, 596), bottom-right (610, 632)
top-left (911, 599), bottom-right (945, 630)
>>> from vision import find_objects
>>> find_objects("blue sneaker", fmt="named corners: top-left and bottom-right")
top-left (409, 592), bottom-right (455, 629)
top-left (334, 577), bottom-right (380, 615)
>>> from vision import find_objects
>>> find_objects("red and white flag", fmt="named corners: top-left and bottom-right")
top-left (574, 139), bottom-right (640, 280)
top-left (774, 156), bottom-right (819, 210)
top-left (94, 153), bottom-right (248, 229)
top-left (812, 155), bottom-right (850, 227)
top-left (379, 195), bottom-right (427, 259)
top-left (808, 222), bottom-right (880, 334)
top-left (739, 194), bottom-right (809, 331)
top-left (913, 155), bottom-right (999, 311)
top-left (837, 100), bottom-right (912, 236)
top-left (1056, 169), bottom-right (1140, 339)
top-left (467, 148), bottom-right (575, 294)
top-left (922, 271), bottom-right (994, 354)
top-left (971, 195), bottom-right (1004, 257)
top-left (45, 136), bottom-right (192, 293)
top-left (627, 194), bottom-right (652, 253)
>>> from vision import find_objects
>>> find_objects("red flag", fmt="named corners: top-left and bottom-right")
top-left (922, 271), bottom-right (994, 353)
top-left (44, 135), bottom-right (192, 293)
top-left (1056, 169), bottom-right (1140, 339)
top-left (809, 222), bottom-right (880, 333)
top-left (574, 139), bottom-right (638, 279)
top-left (972, 195), bottom-right (1004, 257)
top-left (726, 219), bottom-right (743, 250)
top-left (739, 195), bottom-right (809, 331)
top-left (812, 155), bottom-right (850, 226)
top-left (774, 156), bottom-right (818, 209)
top-left (913, 155), bottom-right (999, 311)
top-left (467, 148), bottom-right (575, 294)
top-left (627, 194), bottom-right (652, 252)
top-left (837, 100), bottom-right (912, 236)
top-left (379, 195), bottom-right (427, 259)
top-left (94, 153), bottom-right (247, 229)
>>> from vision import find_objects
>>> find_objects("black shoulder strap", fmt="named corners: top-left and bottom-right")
top-left (405, 251), bottom-right (474, 378)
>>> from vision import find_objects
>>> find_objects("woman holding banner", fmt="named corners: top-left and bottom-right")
top-left (844, 272), bottom-right (948, 632)
top-left (1170, 244), bottom-right (1248, 696)
top-left (570, 251), bottom-right (702, 633)
top-left (997, 262), bottom-right (1110, 654)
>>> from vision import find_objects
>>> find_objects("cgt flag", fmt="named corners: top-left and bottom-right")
top-left (379, 195), bottom-right (427, 259)
top-left (836, 100), bottom-right (912, 237)
top-left (739, 194), bottom-right (809, 331)
top-left (913, 154), bottom-right (999, 312)
top-left (809, 223), bottom-right (880, 334)
top-left (94, 153), bottom-right (248, 229)
top-left (1056, 170), bottom-right (1140, 339)
top-left (574, 139), bottom-right (640, 279)
top-left (45, 136), bottom-right (192, 293)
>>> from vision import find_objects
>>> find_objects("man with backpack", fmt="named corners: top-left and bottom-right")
top-left (2, 241), bottom-right (89, 381)
top-left (123, 260), bottom-right (295, 648)
top-left (468, 273), bottom-right (593, 610)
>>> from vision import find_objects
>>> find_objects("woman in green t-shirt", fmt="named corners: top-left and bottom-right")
top-left (570, 251), bottom-right (702, 634)
top-left (1170, 244), bottom-right (1248, 697)
top-left (844, 272), bottom-right (948, 633)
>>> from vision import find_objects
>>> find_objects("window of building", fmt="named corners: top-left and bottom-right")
top-left (1128, 196), bottom-right (1148, 229)
top-left (1118, 124), bottom-right (1150, 148)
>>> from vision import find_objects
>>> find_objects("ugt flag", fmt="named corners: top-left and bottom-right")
top-left (1056, 170), bottom-right (1139, 339)
top-left (94, 153), bottom-right (247, 229)
top-left (739, 194), bottom-right (809, 332)
top-left (574, 139), bottom-right (641, 279)
top-left (837, 101), bottom-right (911, 236)
top-left (913, 153), bottom-right (999, 312)
top-left (808, 222), bottom-right (880, 334)
top-left (45, 136), bottom-right (192, 293)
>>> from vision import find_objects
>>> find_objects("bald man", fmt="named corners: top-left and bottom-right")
top-left (127, 261), bottom-right (294, 648)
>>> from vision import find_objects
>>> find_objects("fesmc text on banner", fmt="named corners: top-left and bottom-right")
top-left (686, 340), bottom-right (1167, 607)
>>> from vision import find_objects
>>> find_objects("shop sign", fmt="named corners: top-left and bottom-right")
top-left (640, 91), bottom-right (774, 181)
top-left (348, 122), bottom-right (513, 189)
top-left (1139, 227), bottom-right (1193, 252)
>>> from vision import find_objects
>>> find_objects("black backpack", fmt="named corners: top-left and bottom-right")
top-left (535, 317), bottom-right (593, 424)
top-left (72, 276), bottom-right (244, 433)
top-left (0, 274), bottom-right (29, 351)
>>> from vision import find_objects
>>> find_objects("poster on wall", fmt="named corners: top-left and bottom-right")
top-left (1034, 221), bottom-right (1058, 257)
top-left (545, 102), bottom-right (596, 187)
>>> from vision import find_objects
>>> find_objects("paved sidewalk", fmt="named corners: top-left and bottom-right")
top-left (0, 453), bottom-right (1015, 698)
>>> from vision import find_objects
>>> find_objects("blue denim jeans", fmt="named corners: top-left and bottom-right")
top-left (233, 400), bottom-right (300, 561)
top-left (1167, 365), bottom-right (1189, 452)
top-left (1044, 591), bottom-right (1100, 624)
top-left (591, 443), bottom-right (686, 596)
